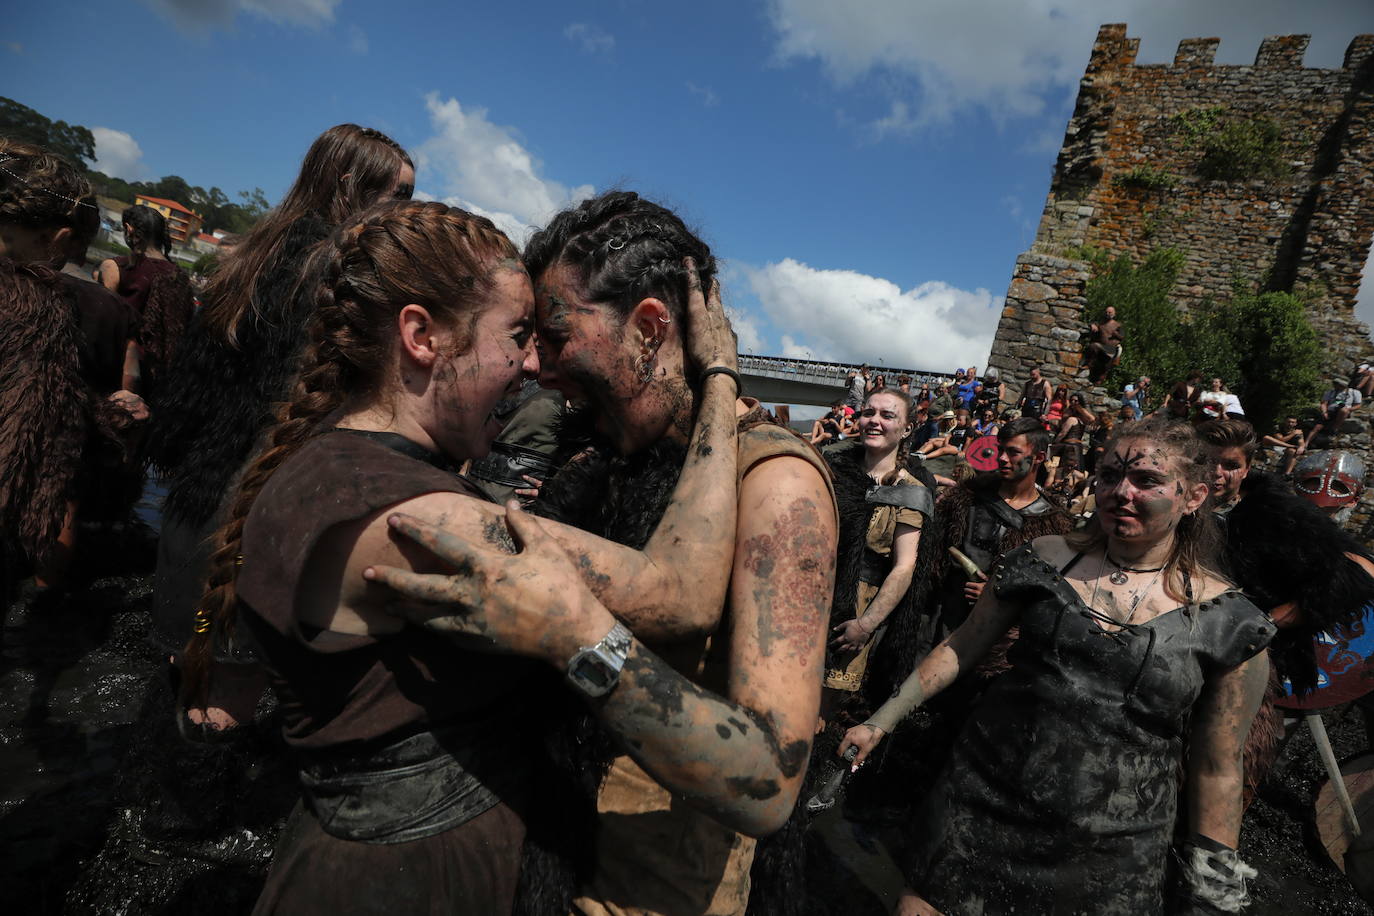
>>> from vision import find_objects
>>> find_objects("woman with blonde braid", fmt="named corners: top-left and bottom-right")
top-left (182, 199), bottom-right (747, 914)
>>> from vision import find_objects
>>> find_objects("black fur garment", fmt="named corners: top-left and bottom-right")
top-left (143, 216), bottom-right (331, 529)
top-left (1222, 470), bottom-right (1374, 694)
top-left (814, 441), bottom-right (944, 715)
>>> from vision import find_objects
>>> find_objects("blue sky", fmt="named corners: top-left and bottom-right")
top-left (5, 0), bottom-right (1373, 380)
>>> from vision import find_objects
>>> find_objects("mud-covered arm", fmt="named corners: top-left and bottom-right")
top-left (863, 566), bottom-right (1020, 735)
top-left (598, 455), bottom-right (834, 835)
top-left (1186, 651), bottom-right (1269, 847)
top-left (546, 369), bottom-right (739, 640)
top-left (368, 456), bottom-right (835, 836)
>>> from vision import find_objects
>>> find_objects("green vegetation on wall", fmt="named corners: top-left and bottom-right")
top-left (1077, 246), bottom-right (1321, 433)
top-left (1173, 106), bottom-right (1294, 182)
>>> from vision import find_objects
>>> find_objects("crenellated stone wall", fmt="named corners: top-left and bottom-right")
top-left (987, 23), bottom-right (1374, 532)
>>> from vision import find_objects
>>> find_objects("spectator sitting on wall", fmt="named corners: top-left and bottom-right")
top-left (931, 382), bottom-right (956, 416)
top-left (1120, 375), bottom-right (1150, 420)
top-left (1261, 415), bottom-right (1305, 475)
top-left (955, 374), bottom-right (980, 410)
top-left (911, 400), bottom-right (939, 450)
top-left (1198, 377), bottom-right (1245, 421)
top-left (1084, 305), bottom-right (1124, 384)
top-left (811, 401), bottom-right (845, 447)
top-left (1304, 377), bottom-right (1363, 448)
top-left (1351, 361), bottom-right (1374, 399)
top-left (1017, 367), bottom-right (1052, 419)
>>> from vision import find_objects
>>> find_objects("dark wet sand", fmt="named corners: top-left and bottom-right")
top-left (4, 522), bottom-right (1373, 914)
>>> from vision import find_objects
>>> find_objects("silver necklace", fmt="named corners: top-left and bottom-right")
top-left (1088, 553), bottom-right (1167, 627)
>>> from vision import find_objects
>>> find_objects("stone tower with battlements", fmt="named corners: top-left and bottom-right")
top-left (987, 23), bottom-right (1374, 525)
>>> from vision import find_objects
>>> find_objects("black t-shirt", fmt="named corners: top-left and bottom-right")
top-left (60, 274), bottom-right (134, 394)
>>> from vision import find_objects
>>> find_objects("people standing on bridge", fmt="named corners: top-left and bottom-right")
top-left (845, 364), bottom-right (869, 410)
top-left (1017, 367), bottom-right (1052, 420)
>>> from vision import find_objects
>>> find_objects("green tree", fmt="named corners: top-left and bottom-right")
top-left (0, 96), bottom-right (96, 166)
top-left (1083, 248), bottom-right (1321, 433)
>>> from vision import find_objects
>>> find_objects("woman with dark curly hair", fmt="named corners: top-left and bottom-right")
top-left (98, 204), bottom-right (195, 399)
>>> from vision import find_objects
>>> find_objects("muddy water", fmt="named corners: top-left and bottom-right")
top-left (4, 515), bottom-right (1374, 913)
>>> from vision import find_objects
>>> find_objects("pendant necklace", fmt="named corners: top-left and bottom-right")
top-left (1090, 554), bottom-right (1167, 626)
top-left (1105, 554), bottom-right (1165, 586)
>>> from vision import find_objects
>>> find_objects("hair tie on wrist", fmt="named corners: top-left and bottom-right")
top-left (701, 366), bottom-right (742, 394)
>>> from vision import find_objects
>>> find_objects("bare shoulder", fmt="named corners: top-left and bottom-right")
top-left (739, 452), bottom-right (832, 518)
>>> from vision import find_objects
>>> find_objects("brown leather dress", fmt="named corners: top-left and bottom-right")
top-left (237, 430), bottom-right (539, 916)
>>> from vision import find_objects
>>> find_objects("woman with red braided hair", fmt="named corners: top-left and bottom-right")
top-left (363, 190), bottom-right (838, 916)
top-left (181, 198), bottom-right (750, 914)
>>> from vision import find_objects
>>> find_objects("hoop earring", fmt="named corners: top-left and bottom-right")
top-left (636, 351), bottom-right (656, 384)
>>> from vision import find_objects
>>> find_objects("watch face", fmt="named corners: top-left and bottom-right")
top-left (571, 655), bottom-right (613, 691)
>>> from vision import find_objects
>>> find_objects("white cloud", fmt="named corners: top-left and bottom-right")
top-left (415, 93), bottom-right (593, 245)
top-left (766, 0), bottom-right (1374, 127)
top-left (741, 258), bottom-right (1000, 371)
top-left (142, 0), bottom-right (339, 32)
top-left (564, 22), bottom-right (615, 54)
top-left (88, 127), bottom-right (146, 180)
top-left (686, 82), bottom-right (720, 108)
top-left (347, 24), bottom-right (368, 54)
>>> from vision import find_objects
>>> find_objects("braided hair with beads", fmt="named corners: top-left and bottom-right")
top-left (525, 190), bottom-right (716, 333)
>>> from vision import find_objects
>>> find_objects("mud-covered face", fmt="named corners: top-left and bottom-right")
top-left (432, 268), bottom-right (538, 460)
top-left (1295, 450), bottom-right (1366, 515)
top-left (1095, 439), bottom-right (1206, 542)
top-left (858, 392), bottom-right (911, 453)
top-left (533, 263), bottom-right (678, 454)
top-left (1211, 445), bottom-right (1250, 504)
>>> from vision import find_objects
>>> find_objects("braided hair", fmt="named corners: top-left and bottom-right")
top-left (121, 204), bottom-right (172, 263)
top-left (524, 190), bottom-right (715, 329)
top-left (0, 138), bottom-right (99, 261)
top-left (179, 199), bottom-right (518, 706)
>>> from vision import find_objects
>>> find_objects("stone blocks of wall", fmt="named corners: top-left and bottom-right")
top-left (987, 254), bottom-right (1091, 399)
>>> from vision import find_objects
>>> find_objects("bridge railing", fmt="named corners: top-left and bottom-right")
top-left (737, 354), bottom-right (962, 392)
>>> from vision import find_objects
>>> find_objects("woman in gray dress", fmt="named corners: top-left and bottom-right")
top-left (841, 418), bottom-right (1274, 915)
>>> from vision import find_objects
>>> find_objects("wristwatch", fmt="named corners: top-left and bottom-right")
top-left (566, 621), bottom-right (634, 698)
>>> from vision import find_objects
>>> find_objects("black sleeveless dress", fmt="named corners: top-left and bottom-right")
top-left (906, 544), bottom-right (1274, 915)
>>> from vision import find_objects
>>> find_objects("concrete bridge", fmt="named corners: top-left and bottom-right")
top-left (738, 354), bottom-right (961, 407)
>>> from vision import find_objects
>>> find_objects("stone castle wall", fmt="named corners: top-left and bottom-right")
top-left (987, 23), bottom-right (1374, 533)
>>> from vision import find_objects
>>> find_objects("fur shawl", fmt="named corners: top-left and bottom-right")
top-left (145, 216), bottom-right (331, 528)
top-left (1223, 470), bottom-right (1374, 694)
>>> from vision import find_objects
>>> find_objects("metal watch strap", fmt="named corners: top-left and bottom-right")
top-left (565, 621), bottom-right (634, 698)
